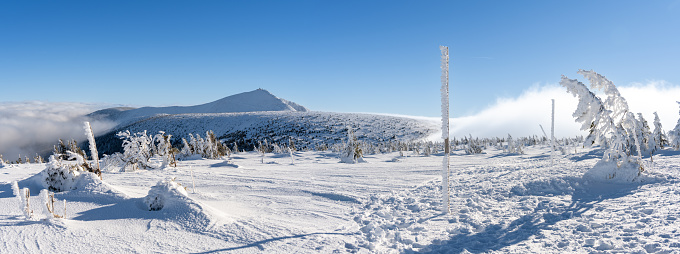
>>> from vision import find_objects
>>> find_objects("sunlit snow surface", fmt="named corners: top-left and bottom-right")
top-left (2, 146), bottom-right (680, 253)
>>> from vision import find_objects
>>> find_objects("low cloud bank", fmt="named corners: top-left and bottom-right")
top-left (0, 101), bottom-right (116, 161)
top-left (450, 81), bottom-right (680, 139)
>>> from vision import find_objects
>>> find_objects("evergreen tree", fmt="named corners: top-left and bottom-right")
top-left (651, 112), bottom-right (668, 154)
top-left (668, 102), bottom-right (680, 150)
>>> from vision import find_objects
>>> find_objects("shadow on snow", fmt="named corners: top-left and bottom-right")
top-left (191, 232), bottom-right (358, 253)
top-left (421, 176), bottom-right (650, 253)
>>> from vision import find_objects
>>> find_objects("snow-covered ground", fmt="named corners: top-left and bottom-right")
top-left (2, 145), bottom-right (680, 253)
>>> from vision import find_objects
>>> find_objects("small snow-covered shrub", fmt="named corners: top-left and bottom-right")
top-left (41, 153), bottom-right (97, 192)
top-left (465, 135), bottom-right (484, 155)
top-left (668, 102), bottom-right (680, 150)
top-left (100, 153), bottom-right (126, 172)
top-left (0, 155), bottom-right (7, 168)
top-left (143, 178), bottom-right (189, 211)
top-left (340, 127), bottom-right (365, 164)
top-left (179, 131), bottom-right (228, 160)
top-left (12, 181), bottom-right (32, 219)
top-left (503, 134), bottom-right (524, 155)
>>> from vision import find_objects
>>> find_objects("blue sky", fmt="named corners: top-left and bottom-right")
top-left (1, 1), bottom-right (679, 117)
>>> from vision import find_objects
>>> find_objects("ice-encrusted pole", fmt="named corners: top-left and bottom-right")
top-left (440, 45), bottom-right (450, 213)
top-left (84, 121), bottom-right (101, 178)
top-left (551, 99), bottom-right (555, 165)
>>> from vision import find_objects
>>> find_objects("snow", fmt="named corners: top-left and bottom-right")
top-left (89, 89), bottom-right (308, 127)
top-left (94, 111), bottom-right (438, 156)
top-left (2, 144), bottom-right (680, 253)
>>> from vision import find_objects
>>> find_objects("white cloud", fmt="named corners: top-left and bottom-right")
top-left (450, 80), bottom-right (680, 139)
top-left (0, 101), bottom-right (116, 161)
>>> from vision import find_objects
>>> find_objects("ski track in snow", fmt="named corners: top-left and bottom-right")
top-left (2, 146), bottom-right (680, 253)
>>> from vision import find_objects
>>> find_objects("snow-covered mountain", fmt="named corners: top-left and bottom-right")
top-left (94, 111), bottom-right (438, 155)
top-left (88, 89), bottom-right (438, 156)
top-left (89, 89), bottom-right (308, 126)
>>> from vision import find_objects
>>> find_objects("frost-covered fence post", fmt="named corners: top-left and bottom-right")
top-left (551, 99), bottom-right (555, 165)
top-left (440, 45), bottom-right (450, 213)
top-left (84, 121), bottom-right (101, 178)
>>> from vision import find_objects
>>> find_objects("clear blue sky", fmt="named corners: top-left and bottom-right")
top-left (1, 1), bottom-right (679, 117)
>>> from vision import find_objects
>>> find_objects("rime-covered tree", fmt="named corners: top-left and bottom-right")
top-left (668, 102), bottom-right (680, 150)
top-left (117, 130), bottom-right (154, 170)
top-left (634, 113), bottom-right (652, 156)
top-left (154, 131), bottom-right (173, 168)
top-left (650, 112), bottom-right (668, 154)
top-left (340, 126), bottom-right (364, 164)
top-left (561, 70), bottom-right (645, 179)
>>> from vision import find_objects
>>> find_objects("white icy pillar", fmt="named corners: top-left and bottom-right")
top-left (551, 99), bottom-right (555, 165)
top-left (440, 46), bottom-right (450, 213)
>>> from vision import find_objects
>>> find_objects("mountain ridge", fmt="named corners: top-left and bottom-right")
top-left (89, 89), bottom-right (308, 126)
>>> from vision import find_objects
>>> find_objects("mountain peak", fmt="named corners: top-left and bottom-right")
top-left (89, 89), bottom-right (308, 125)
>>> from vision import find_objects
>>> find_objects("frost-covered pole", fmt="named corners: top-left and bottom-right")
top-left (440, 45), bottom-right (450, 213)
top-left (84, 121), bottom-right (101, 177)
top-left (551, 99), bottom-right (555, 165)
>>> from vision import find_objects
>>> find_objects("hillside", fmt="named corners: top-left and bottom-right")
top-left (88, 89), bottom-right (308, 126)
top-left (94, 111), bottom-right (439, 156)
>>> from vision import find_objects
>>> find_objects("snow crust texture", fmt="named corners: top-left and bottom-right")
top-left (2, 146), bottom-right (680, 253)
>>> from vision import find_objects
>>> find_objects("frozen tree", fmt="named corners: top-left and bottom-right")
top-left (504, 134), bottom-right (524, 154)
top-left (650, 112), bottom-right (668, 154)
top-left (668, 102), bottom-right (680, 150)
top-left (464, 135), bottom-right (483, 154)
top-left (635, 113), bottom-right (652, 156)
top-left (340, 126), bottom-right (365, 164)
top-left (561, 70), bottom-right (646, 180)
top-left (0, 155), bottom-right (7, 168)
top-left (117, 130), bottom-right (154, 170)
top-left (154, 131), bottom-right (173, 168)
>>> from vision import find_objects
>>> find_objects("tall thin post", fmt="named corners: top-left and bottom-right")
top-left (551, 99), bottom-right (555, 165)
top-left (84, 121), bottom-right (101, 178)
top-left (440, 46), bottom-right (450, 213)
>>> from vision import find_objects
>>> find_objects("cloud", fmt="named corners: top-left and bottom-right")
top-left (0, 101), bottom-right (116, 161)
top-left (450, 80), bottom-right (680, 139)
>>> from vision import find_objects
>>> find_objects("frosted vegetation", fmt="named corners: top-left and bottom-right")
top-left (3, 74), bottom-right (680, 252)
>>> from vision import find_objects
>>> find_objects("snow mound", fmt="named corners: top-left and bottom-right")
top-left (144, 178), bottom-right (189, 211)
top-left (583, 160), bottom-right (650, 183)
top-left (142, 178), bottom-right (233, 230)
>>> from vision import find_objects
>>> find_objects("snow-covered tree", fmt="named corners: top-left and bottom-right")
top-left (668, 102), bottom-right (680, 150)
top-left (179, 131), bottom-right (227, 159)
top-left (340, 126), bottom-right (365, 164)
top-left (561, 70), bottom-right (646, 180)
top-left (154, 131), bottom-right (173, 168)
top-left (650, 112), bottom-right (668, 154)
top-left (464, 135), bottom-right (483, 155)
top-left (504, 134), bottom-right (524, 154)
top-left (634, 113), bottom-right (652, 156)
top-left (117, 130), bottom-right (154, 170)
